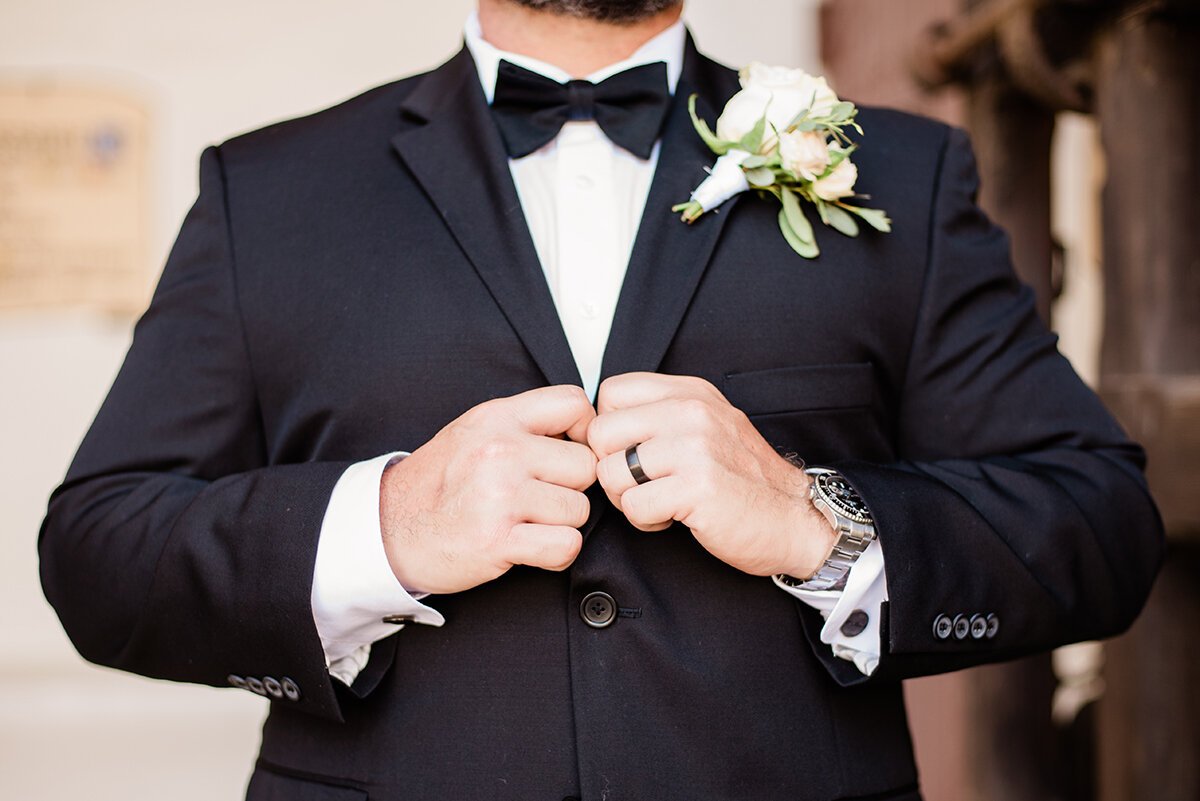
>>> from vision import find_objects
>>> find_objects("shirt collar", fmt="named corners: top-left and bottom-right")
top-left (464, 10), bottom-right (685, 105)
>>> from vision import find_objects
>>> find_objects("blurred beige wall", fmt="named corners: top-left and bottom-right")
top-left (0, 1), bottom-right (820, 798)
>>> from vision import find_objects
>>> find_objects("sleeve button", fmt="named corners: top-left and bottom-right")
top-left (281, 678), bottom-right (302, 702)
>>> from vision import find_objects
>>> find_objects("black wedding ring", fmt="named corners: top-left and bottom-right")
top-left (625, 444), bottom-right (652, 485)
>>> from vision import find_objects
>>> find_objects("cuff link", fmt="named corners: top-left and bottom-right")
top-left (839, 609), bottom-right (870, 638)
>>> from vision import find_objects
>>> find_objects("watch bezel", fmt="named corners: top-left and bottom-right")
top-left (809, 469), bottom-right (873, 526)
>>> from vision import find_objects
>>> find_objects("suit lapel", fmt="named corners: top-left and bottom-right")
top-left (598, 40), bottom-right (742, 384)
top-left (391, 48), bottom-right (583, 389)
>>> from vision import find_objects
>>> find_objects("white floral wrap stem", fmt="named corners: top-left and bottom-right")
top-left (690, 149), bottom-right (752, 213)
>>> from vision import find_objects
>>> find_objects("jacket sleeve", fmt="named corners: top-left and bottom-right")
top-left (38, 146), bottom-right (357, 722)
top-left (801, 127), bottom-right (1164, 687)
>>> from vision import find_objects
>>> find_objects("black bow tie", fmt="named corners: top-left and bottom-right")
top-left (489, 59), bottom-right (672, 160)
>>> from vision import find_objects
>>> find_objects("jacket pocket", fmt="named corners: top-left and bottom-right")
top-left (246, 764), bottom-right (367, 801)
top-left (722, 362), bottom-right (875, 417)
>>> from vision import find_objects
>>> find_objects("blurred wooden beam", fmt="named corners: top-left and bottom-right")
top-left (1095, 5), bottom-right (1200, 798)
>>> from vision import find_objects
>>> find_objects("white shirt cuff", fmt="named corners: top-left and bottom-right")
top-left (311, 451), bottom-right (445, 686)
top-left (773, 538), bottom-right (888, 676)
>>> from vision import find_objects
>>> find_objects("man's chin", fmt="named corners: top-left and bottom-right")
top-left (504, 0), bottom-right (682, 24)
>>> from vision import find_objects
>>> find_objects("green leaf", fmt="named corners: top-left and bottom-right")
top-left (823, 203), bottom-right (860, 237)
top-left (844, 204), bottom-right (893, 233)
top-left (688, 94), bottom-right (728, 155)
top-left (827, 101), bottom-right (856, 122)
top-left (815, 198), bottom-right (830, 225)
top-left (779, 187), bottom-right (815, 243)
top-left (738, 112), bottom-right (769, 155)
top-left (778, 208), bottom-right (820, 258)
top-left (745, 166), bottom-right (775, 187)
top-left (784, 107), bottom-right (811, 131)
top-left (741, 154), bottom-right (769, 169)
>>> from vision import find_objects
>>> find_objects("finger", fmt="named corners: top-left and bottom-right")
top-left (516, 480), bottom-right (591, 528)
top-left (501, 524), bottom-right (583, 571)
top-left (596, 372), bottom-right (723, 415)
top-left (587, 399), bottom-right (703, 460)
top-left (505, 384), bottom-right (596, 441)
top-left (595, 437), bottom-right (674, 496)
top-left (524, 435), bottom-right (598, 491)
top-left (619, 475), bottom-right (690, 532)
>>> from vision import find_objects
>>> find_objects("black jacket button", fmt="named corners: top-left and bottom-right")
top-left (933, 614), bottom-right (953, 640)
top-left (969, 614), bottom-right (988, 640)
top-left (581, 591), bottom-right (617, 628)
top-left (985, 613), bottom-right (1000, 639)
top-left (952, 614), bottom-right (970, 640)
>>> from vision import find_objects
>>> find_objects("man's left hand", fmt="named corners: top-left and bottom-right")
top-left (588, 372), bottom-right (837, 579)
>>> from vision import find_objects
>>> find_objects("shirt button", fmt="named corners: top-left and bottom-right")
top-left (574, 174), bottom-right (595, 190)
top-left (580, 302), bottom-right (598, 319)
top-left (580, 591), bottom-right (617, 628)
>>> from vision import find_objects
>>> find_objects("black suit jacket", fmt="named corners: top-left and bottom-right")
top-left (40, 39), bottom-right (1162, 801)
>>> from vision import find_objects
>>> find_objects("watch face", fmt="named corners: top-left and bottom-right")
top-left (815, 472), bottom-right (873, 524)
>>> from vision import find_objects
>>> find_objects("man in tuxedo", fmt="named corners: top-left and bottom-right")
top-left (40, 1), bottom-right (1163, 799)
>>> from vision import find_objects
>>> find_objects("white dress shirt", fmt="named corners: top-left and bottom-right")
top-left (310, 13), bottom-right (889, 687)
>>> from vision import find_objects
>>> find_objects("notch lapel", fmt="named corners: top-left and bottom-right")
top-left (598, 40), bottom-right (742, 385)
top-left (390, 48), bottom-right (583, 390)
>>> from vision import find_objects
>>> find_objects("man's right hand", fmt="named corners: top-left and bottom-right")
top-left (379, 385), bottom-right (597, 595)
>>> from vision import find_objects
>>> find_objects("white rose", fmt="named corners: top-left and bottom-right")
top-left (715, 62), bottom-right (841, 149)
top-left (779, 130), bottom-right (831, 181)
top-left (812, 156), bottom-right (859, 201)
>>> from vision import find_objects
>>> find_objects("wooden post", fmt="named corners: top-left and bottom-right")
top-left (1094, 4), bottom-right (1200, 799)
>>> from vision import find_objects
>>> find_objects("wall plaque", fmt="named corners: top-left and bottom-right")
top-left (0, 81), bottom-right (150, 313)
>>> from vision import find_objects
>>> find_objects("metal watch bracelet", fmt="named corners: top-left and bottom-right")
top-left (776, 467), bottom-right (876, 592)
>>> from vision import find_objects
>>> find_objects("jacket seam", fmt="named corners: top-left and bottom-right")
top-left (896, 125), bottom-right (954, 411)
top-left (211, 144), bottom-right (271, 466)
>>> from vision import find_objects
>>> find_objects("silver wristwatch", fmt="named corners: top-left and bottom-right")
top-left (776, 467), bottom-right (876, 592)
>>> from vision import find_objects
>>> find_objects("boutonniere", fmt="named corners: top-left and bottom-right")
top-left (673, 63), bottom-right (891, 259)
